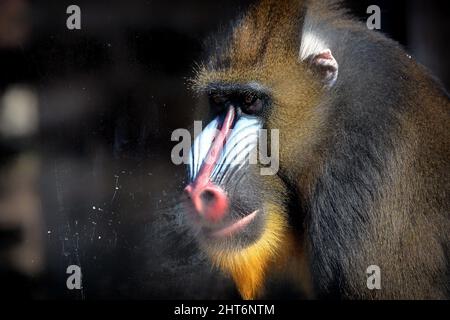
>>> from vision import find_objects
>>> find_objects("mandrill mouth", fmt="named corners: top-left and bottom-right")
top-left (208, 209), bottom-right (259, 238)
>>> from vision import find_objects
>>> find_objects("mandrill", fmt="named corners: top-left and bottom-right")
top-left (182, 0), bottom-right (450, 300)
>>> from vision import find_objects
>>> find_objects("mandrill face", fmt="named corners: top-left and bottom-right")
top-left (184, 89), bottom-right (287, 252)
top-left (182, 88), bottom-right (292, 300)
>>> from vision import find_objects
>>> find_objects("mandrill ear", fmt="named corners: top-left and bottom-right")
top-left (305, 49), bottom-right (339, 89)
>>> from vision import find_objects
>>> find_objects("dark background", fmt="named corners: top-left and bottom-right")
top-left (0, 0), bottom-right (448, 299)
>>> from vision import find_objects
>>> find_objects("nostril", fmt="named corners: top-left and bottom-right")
top-left (200, 190), bottom-right (216, 206)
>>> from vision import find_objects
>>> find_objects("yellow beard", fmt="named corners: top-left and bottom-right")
top-left (206, 205), bottom-right (290, 299)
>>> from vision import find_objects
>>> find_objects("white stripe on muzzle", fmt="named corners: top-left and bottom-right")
top-left (189, 116), bottom-right (262, 182)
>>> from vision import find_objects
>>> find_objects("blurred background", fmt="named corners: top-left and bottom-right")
top-left (0, 0), bottom-right (448, 299)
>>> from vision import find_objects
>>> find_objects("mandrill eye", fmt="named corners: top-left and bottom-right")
top-left (244, 93), bottom-right (256, 105)
top-left (242, 94), bottom-right (263, 115)
top-left (210, 93), bottom-right (227, 105)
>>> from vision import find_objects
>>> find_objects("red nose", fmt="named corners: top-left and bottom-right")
top-left (185, 105), bottom-right (235, 223)
top-left (185, 184), bottom-right (229, 223)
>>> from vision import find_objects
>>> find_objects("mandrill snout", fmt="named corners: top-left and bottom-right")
top-left (185, 183), bottom-right (229, 223)
top-left (185, 105), bottom-right (236, 224)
